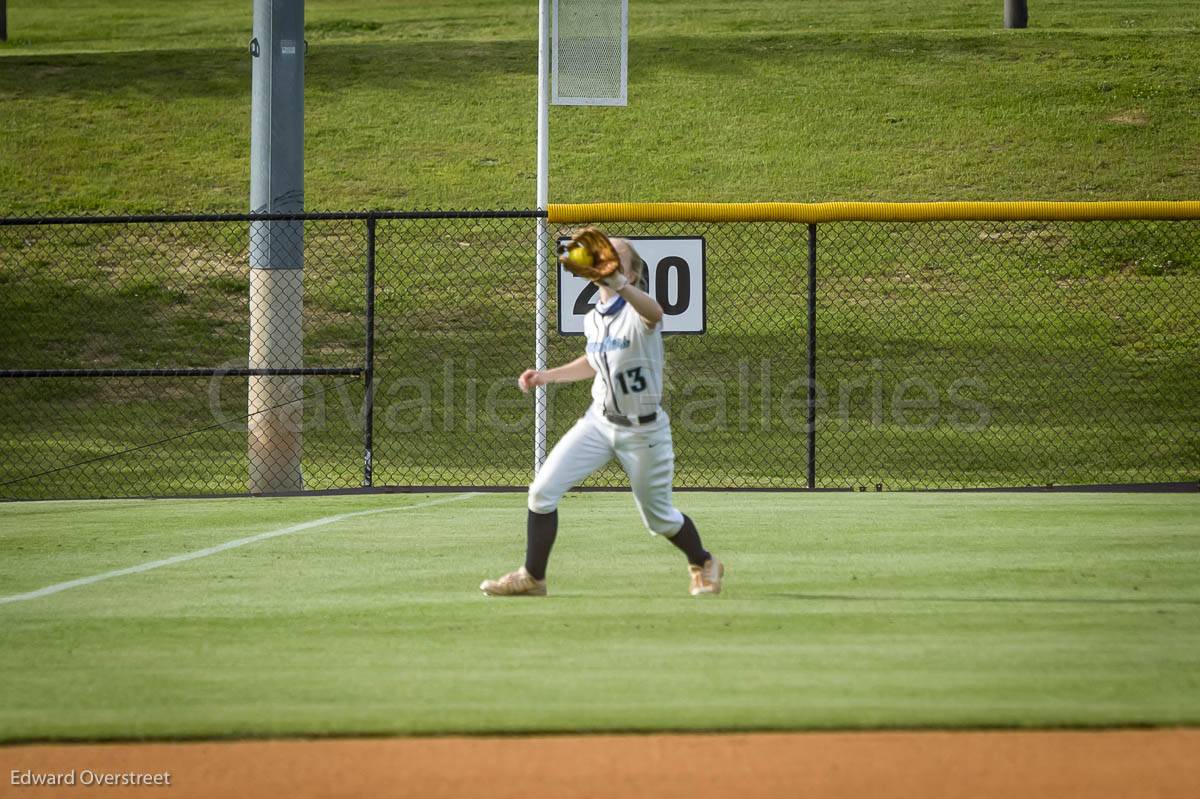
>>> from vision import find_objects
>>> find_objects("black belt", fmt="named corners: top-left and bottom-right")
top-left (604, 411), bottom-right (658, 427)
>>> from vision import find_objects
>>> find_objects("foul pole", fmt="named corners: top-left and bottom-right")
top-left (533, 0), bottom-right (629, 474)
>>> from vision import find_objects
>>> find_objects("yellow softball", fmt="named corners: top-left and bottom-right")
top-left (566, 245), bottom-right (593, 270)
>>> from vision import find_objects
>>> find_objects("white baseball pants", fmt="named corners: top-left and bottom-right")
top-left (528, 407), bottom-right (686, 536)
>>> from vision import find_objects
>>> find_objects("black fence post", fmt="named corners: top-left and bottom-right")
top-left (363, 216), bottom-right (377, 487)
top-left (1004, 0), bottom-right (1029, 29)
top-left (1, 0), bottom-right (7, 42)
top-left (806, 223), bottom-right (818, 490)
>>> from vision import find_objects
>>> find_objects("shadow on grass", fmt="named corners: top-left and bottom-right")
top-left (0, 31), bottom-right (1141, 101)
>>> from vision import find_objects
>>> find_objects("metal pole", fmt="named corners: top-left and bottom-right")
top-left (247, 0), bottom-right (305, 493)
top-left (1, 0), bottom-right (8, 42)
top-left (1004, 0), bottom-right (1028, 29)
top-left (363, 216), bottom-right (377, 488)
top-left (533, 0), bottom-right (551, 472)
top-left (806, 224), bottom-right (818, 490)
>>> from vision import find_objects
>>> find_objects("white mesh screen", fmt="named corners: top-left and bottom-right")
top-left (552, 0), bottom-right (628, 106)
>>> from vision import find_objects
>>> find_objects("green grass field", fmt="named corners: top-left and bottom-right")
top-left (1, 0), bottom-right (1198, 752)
top-left (1, 491), bottom-right (1197, 741)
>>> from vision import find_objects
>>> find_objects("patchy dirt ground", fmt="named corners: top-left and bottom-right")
top-left (2, 729), bottom-right (1197, 798)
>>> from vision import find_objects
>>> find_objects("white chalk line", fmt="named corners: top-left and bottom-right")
top-left (0, 492), bottom-right (480, 606)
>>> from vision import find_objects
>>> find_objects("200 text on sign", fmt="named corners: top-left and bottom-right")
top-left (557, 237), bottom-right (706, 335)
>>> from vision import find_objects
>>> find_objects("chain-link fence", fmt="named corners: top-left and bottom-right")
top-left (0, 214), bottom-right (369, 499)
top-left (1, 210), bottom-right (1197, 499)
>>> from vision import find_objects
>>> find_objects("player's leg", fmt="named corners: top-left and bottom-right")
top-left (480, 414), bottom-right (613, 596)
top-left (614, 424), bottom-right (723, 596)
top-left (524, 416), bottom-right (613, 579)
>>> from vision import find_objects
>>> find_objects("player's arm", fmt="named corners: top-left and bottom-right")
top-left (616, 282), bottom-right (663, 328)
top-left (517, 355), bottom-right (596, 394)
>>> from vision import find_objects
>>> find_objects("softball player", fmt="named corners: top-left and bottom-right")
top-left (481, 231), bottom-right (724, 597)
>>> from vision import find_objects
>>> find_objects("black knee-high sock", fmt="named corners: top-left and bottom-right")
top-left (667, 514), bottom-right (710, 567)
top-left (524, 509), bottom-right (558, 581)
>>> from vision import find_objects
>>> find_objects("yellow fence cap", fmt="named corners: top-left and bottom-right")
top-left (548, 201), bottom-right (1200, 224)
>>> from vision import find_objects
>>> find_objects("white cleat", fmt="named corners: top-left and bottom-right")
top-left (480, 566), bottom-right (547, 597)
top-left (688, 558), bottom-right (724, 596)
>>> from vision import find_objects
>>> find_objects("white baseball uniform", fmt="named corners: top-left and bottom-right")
top-left (528, 294), bottom-right (685, 536)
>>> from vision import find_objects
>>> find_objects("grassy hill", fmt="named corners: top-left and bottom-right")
top-left (0, 0), bottom-right (1197, 213)
top-left (0, 1), bottom-right (1197, 497)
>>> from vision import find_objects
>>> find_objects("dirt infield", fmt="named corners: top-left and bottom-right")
top-left (2, 729), bottom-right (1198, 799)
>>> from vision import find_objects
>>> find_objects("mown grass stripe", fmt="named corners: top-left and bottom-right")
top-left (0, 492), bottom-right (479, 606)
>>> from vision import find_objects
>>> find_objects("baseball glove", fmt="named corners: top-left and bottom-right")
top-left (558, 227), bottom-right (628, 290)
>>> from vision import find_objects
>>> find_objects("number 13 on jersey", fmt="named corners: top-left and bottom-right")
top-left (556, 236), bottom-right (706, 335)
